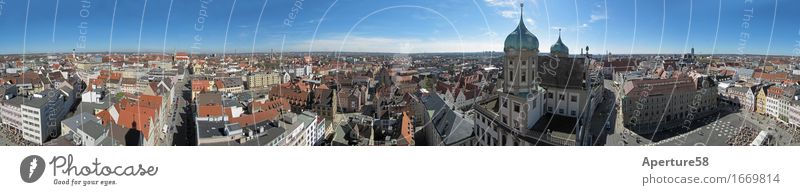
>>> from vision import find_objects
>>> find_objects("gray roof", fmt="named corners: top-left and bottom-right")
top-left (23, 89), bottom-right (64, 108)
top-left (279, 111), bottom-right (317, 134)
top-left (727, 86), bottom-right (749, 94)
top-left (200, 121), bottom-right (287, 146)
top-left (196, 92), bottom-right (223, 106)
top-left (197, 120), bottom-right (226, 138)
top-left (0, 84), bottom-right (17, 95)
top-left (221, 78), bottom-right (243, 87)
top-left (2, 96), bottom-right (24, 107)
top-left (77, 98), bottom-right (112, 114)
top-left (62, 112), bottom-right (106, 139)
top-left (423, 93), bottom-right (474, 145)
top-left (222, 99), bottom-right (240, 107)
top-left (538, 56), bottom-right (589, 89)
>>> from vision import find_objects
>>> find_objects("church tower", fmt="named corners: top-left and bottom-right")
top-left (503, 3), bottom-right (539, 97)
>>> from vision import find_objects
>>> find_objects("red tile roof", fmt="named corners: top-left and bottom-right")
top-left (228, 109), bottom-right (281, 127)
top-left (250, 98), bottom-right (291, 113)
top-left (198, 105), bottom-right (225, 117)
top-left (192, 80), bottom-right (211, 92)
top-left (115, 99), bottom-right (160, 141)
top-left (753, 72), bottom-right (788, 82)
top-left (400, 112), bottom-right (414, 145)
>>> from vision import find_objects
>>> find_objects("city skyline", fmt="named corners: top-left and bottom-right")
top-left (1, 0), bottom-right (799, 55)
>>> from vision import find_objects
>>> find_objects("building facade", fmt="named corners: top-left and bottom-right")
top-left (21, 90), bottom-right (68, 145)
top-left (247, 71), bottom-right (282, 89)
top-left (0, 97), bottom-right (24, 133)
top-left (756, 86), bottom-right (768, 115)
top-left (621, 76), bottom-right (718, 134)
top-left (789, 101), bottom-right (800, 128)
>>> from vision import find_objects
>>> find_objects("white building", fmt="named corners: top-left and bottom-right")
top-left (789, 101), bottom-right (800, 128)
top-left (765, 86), bottom-right (783, 119)
top-left (61, 112), bottom-right (108, 146)
top-left (1, 96), bottom-right (24, 133)
top-left (82, 87), bottom-right (106, 103)
top-left (279, 111), bottom-right (326, 146)
top-left (21, 90), bottom-right (68, 145)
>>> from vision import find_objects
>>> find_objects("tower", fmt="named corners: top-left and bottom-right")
top-left (550, 29), bottom-right (569, 58)
top-left (503, 3), bottom-right (539, 97)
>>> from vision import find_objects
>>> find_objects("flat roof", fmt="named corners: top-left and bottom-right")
top-left (197, 120), bottom-right (226, 138)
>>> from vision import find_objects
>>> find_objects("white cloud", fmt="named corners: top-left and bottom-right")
top-left (589, 14), bottom-right (607, 23)
top-left (484, 0), bottom-right (519, 7)
top-left (499, 10), bottom-right (518, 18)
top-left (486, 0), bottom-right (537, 28)
top-left (589, 2), bottom-right (607, 23)
top-left (486, 0), bottom-right (521, 19)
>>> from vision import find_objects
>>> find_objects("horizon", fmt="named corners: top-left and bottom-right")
top-left (1, 0), bottom-right (799, 56)
top-left (1, 51), bottom-right (795, 57)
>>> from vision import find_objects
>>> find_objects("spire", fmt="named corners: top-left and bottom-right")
top-left (518, 3), bottom-right (525, 29)
top-left (558, 28), bottom-right (562, 41)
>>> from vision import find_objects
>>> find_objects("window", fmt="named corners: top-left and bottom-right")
top-left (559, 94), bottom-right (565, 100)
top-left (502, 99), bottom-right (508, 108)
top-left (509, 71), bottom-right (514, 81)
top-left (571, 95), bottom-right (577, 102)
top-left (548, 107), bottom-right (553, 112)
top-left (509, 60), bottom-right (513, 65)
top-left (521, 74), bottom-right (526, 82)
top-left (571, 110), bottom-right (576, 116)
top-left (522, 61), bottom-right (527, 65)
top-left (548, 93), bottom-right (554, 99)
top-left (559, 109), bottom-right (564, 114)
top-left (514, 103), bottom-right (520, 112)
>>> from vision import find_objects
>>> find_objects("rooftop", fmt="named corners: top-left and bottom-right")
top-left (22, 89), bottom-right (64, 108)
top-left (423, 93), bottom-right (474, 145)
top-left (62, 112), bottom-right (106, 139)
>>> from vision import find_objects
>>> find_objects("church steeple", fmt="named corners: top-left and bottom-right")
top-left (503, 3), bottom-right (539, 52)
top-left (550, 28), bottom-right (569, 57)
top-left (519, 3), bottom-right (524, 27)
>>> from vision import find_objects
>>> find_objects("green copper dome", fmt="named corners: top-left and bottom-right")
top-left (504, 4), bottom-right (539, 52)
top-left (550, 30), bottom-right (569, 57)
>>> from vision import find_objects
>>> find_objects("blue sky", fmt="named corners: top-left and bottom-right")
top-left (0, 0), bottom-right (799, 55)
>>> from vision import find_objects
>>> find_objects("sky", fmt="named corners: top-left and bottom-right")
top-left (0, 0), bottom-right (799, 55)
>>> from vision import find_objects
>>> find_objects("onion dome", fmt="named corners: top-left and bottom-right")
top-left (504, 4), bottom-right (539, 52)
top-left (550, 29), bottom-right (569, 57)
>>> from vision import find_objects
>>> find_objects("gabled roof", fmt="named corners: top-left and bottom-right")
top-left (250, 98), bottom-right (291, 113)
top-left (423, 93), bottom-right (474, 145)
